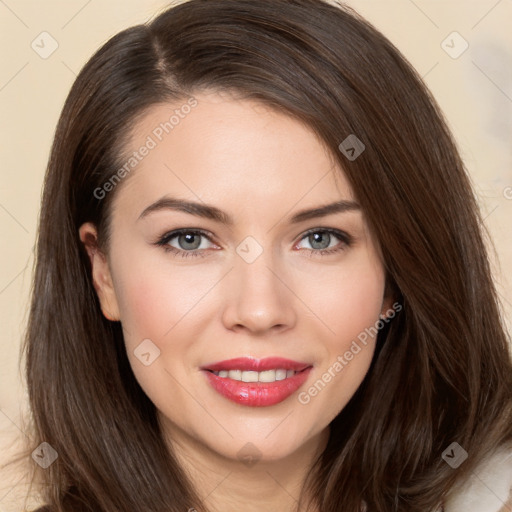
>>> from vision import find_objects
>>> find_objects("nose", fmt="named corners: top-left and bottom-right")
top-left (221, 247), bottom-right (297, 335)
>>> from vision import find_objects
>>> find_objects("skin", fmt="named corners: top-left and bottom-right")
top-left (80, 89), bottom-right (394, 512)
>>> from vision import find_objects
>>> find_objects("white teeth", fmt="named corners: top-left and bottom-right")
top-left (275, 369), bottom-right (287, 381)
top-left (258, 370), bottom-right (277, 383)
top-left (228, 370), bottom-right (242, 380)
top-left (212, 368), bottom-right (298, 382)
top-left (241, 371), bottom-right (259, 383)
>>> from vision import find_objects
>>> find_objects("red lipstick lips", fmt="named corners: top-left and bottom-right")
top-left (202, 357), bottom-right (311, 372)
top-left (201, 357), bottom-right (313, 407)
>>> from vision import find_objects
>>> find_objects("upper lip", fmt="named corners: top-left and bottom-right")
top-left (201, 357), bottom-right (312, 372)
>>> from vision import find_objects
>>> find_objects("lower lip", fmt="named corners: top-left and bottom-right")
top-left (202, 367), bottom-right (313, 407)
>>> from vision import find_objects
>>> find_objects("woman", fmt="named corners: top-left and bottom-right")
top-left (23, 0), bottom-right (512, 510)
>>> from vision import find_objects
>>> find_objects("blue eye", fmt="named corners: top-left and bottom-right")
top-left (155, 229), bottom-right (215, 258)
top-left (154, 228), bottom-right (352, 259)
top-left (295, 228), bottom-right (352, 257)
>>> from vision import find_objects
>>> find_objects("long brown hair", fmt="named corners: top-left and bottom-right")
top-left (22, 0), bottom-right (512, 510)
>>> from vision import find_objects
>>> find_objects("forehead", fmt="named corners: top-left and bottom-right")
top-left (110, 90), bottom-right (356, 222)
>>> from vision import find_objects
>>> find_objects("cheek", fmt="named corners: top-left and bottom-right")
top-left (315, 254), bottom-right (386, 343)
top-left (111, 250), bottom-right (223, 350)
top-left (111, 258), bottom-right (217, 394)
top-left (112, 270), bottom-right (171, 346)
top-left (298, 254), bottom-right (385, 416)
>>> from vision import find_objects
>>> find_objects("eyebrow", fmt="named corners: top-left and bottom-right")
top-left (137, 196), bottom-right (360, 225)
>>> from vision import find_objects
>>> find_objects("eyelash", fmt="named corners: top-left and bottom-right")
top-left (154, 228), bottom-right (353, 259)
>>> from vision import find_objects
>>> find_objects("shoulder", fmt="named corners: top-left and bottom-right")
top-left (444, 443), bottom-right (512, 512)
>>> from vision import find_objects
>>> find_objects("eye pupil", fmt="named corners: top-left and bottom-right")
top-left (309, 232), bottom-right (330, 250)
top-left (179, 233), bottom-right (201, 250)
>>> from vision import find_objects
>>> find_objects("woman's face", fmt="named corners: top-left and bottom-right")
top-left (80, 90), bottom-right (393, 464)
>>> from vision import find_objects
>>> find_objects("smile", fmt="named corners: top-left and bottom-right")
top-left (210, 368), bottom-right (297, 382)
top-left (201, 357), bottom-right (313, 407)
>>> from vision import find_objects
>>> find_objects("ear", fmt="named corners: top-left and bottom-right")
top-left (380, 297), bottom-right (394, 320)
top-left (380, 277), bottom-right (399, 319)
top-left (78, 222), bottom-right (120, 322)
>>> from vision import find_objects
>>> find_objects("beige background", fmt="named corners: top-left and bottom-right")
top-left (1, 0), bottom-right (511, 510)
